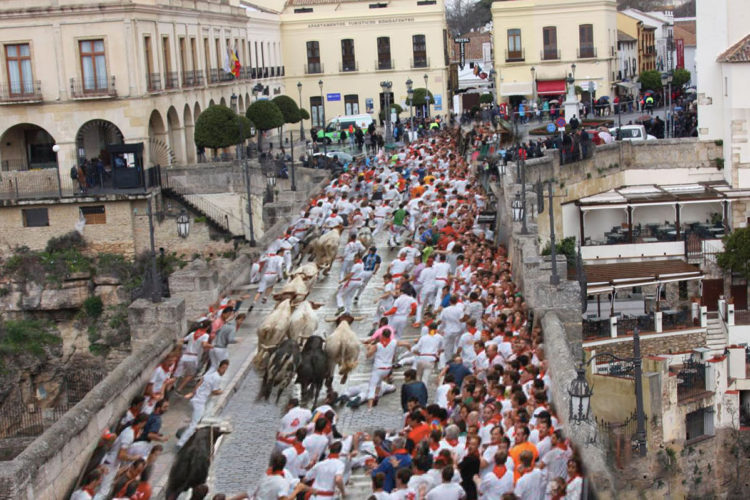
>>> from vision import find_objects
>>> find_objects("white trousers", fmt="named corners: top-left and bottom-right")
top-left (441, 332), bottom-right (461, 366)
top-left (336, 281), bottom-right (363, 313)
top-left (207, 347), bottom-right (228, 375)
top-left (339, 259), bottom-right (355, 281)
top-left (177, 399), bottom-right (206, 447)
top-left (416, 286), bottom-right (437, 323)
top-left (367, 368), bottom-right (391, 400)
top-left (416, 357), bottom-right (437, 384)
top-left (258, 273), bottom-right (279, 294)
top-left (390, 314), bottom-right (408, 338)
top-left (373, 217), bottom-right (386, 236)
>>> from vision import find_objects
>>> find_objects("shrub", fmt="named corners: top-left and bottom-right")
top-left (45, 231), bottom-right (85, 254)
top-left (541, 236), bottom-right (577, 266)
top-left (194, 104), bottom-right (243, 150)
top-left (0, 319), bottom-right (60, 358)
top-left (83, 296), bottom-right (103, 319)
top-left (272, 95), bottom-right (301, 124)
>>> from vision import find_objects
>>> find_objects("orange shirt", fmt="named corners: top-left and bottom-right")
top-left (509, 441), bottom-right (539, 469)
top-left (407, 423), bottom-right (432, 454)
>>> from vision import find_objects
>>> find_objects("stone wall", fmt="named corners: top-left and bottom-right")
top-left (0, 297), bottom-right (182, 499)
top-left (585, 329), bottom-right (707, 361)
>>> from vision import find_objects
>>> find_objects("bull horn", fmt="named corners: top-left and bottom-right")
top-left (310, 301), bottom-right (324, 309)
top-left (350, 315), bottom-right (365, 321)
top-left (323, 317), bottom-right (337, 323)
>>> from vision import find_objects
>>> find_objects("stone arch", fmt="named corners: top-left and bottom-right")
top-left (194, 101), bottom-right (202, 123)
top-left (245, 93), bottom-right (250, 112)
top-left (167, 105), bottom-right (185, 165)
top-left (183, 103), bottom-right (196, 164)
top-left (209, 98), bottom-right (216, 107)
top-left (148, 109), bottom-right (173, 167)
top-left (238, 95), bottom-right (245, 115)
top-left (0, 123), bottom-right (57, 171)
top-left (75, 119), bottom-right (124, 167)
top-left (219, 96), bottom-right (227, 107)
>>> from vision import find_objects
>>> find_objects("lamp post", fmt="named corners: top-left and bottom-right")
top-left (243, 158), bottom-right (256, 246)
top-left (381, 80), bottom-right (393, 149)
top-left (264, 165), bottom-right (277, 204)
top-left (520, 147), bottom-right (528, 234)
top-left (511, 192), bottom-right (524, 224)
top-left (297, 82), bottom-right (305, 141)
top-left (568, 328), bottom-right (648, 457)
top-left (530, 66), bottom-right (536, 104)
top-left (141, 201), bottom-right (192, 302)
top-left (423, 73), bottom-right (430, 118)
top-left (318, 79), bottom-right (327, 155)
top-left (176, 210), bottom-right (190, 238)
top-left (406, 78), bottom-right (414, 141)
top-left (667, 72), bottom-right (673, 138)
top-left (547, 181), bottom-right (560, 285)
top-left (230, 93), bottom-right (243, 161)
top-left (571, 63), bottom-right (577, 81)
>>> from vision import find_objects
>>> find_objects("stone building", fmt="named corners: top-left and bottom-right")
top-left (490, 0), bottom-right (618, 108)
top-left (279, 0), bottom-right (450, 126)
top-left (0, 0), bottom-right (284, 176)
top-left (620, 8), bottom-right (675, 73)
top-left (618, 11), bottom-right (657, 74)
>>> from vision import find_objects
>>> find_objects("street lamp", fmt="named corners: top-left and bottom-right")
top-left (406, 78), bottom-right (414, 141)
top-left (319, 79), bottom-right (327, 155)
top-left (380, 81), bottom-right (393, 149)
top-left (230, 93), bottom-right (243, 160)
top-left (568, 328), bottom-right (648, 457)
top-left (176, 210), bottom-right (190, 238)
top-left (264, 166), bottom-right (277, 204)
top-left (423, 73), bottom-right (430, 118)
top-left (571, 63), bottom-right (577, 81)
top-left (546, 181), bottom-right (560, 285)
top-left (252, 82), bottom-right (264, 99)
top-left (530, 66), bottom-right (536, 104)
top-left (511, 192), bottom-right (524, 222)
top-left (297, 82), bottom-right (305, 141)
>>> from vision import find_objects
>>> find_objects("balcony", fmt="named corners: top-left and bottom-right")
top-left (375, 59), bottom-right (394, 71)
top-left (147, 73), bottom-right (162, 92)
top-left (411, 57), bottom-right (429, 69)
top-left (304, 62), bottom-right (323, 75)
top-left (182, 70), bottom-right (205, 87)
top-left (578, 46), bottom-right (597, 59)
top-left (209, 69), bottom-right (234, 84)
top-left (0, 80), bottom-right (42, 104)
top-left (164, 71), bottom-right (179, 89)
top-left (70, 76), bottom-right (117, 99)
top-left (541, 49), bottom-right (561, 61)
top-left (505, 49), bottom-right (525, 62)
top-left (252, 67), bottom-right (258, 79)
top-left (263, 67), bottom-right (269, 78)
top-left (208, 68), bottom-right (220, 84)
top-left (277, 65), bottom-right (284, 77)
top-left (270, 66), bottom-right (275, 77)
top-left (339, 61), bottom-right (359, 72)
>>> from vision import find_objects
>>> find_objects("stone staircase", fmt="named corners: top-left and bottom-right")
top-left (705, 317), bottom-right (727, 354)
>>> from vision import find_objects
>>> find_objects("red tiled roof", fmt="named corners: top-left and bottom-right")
top-left (673, 24), bottom-right (696, 47)
top-left (717, 34), bottom-right (750, 63)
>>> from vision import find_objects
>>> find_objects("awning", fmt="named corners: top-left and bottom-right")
top-left (584, 260), bottom-right (703, 294)
top-left (536, 80), bottom-right (566, 95)
top-left (575, 182), bottom-right (744, 210)
top-left (500, 81), bottom-right (532, 97)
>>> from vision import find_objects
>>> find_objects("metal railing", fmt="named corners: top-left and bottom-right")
top-left (164, 71), bottom-right (179, 89)
top-left (595, 411), bottom-right (642, 469)
top-left (0, 80), bottom-right (42, 103)
top-left (578, 46), bottom-right (597, 59)
top-left (263, 67), bottom-right (269, 78)
top-left (182, 69), bottom-right (204, 87)
top-left (208, 68), bottom-right (220, 83)
top-left (270, 66), bottom-right (275, 77)
top-left (541, 49), bottom-right (561, 61)
top-left (162, 183), bottom-right (238, 234)
top-left (410, 57), bottom-right (429, 69)
top-left (505, 49), bottom-right (525, 62)
top-left (304, 62), bottom-right (323, 74)
top-left (278, 65), bottom-right (285, 76)
top-left (375, 59), bottom-right (394, 70)
top-left (674, 358), bottom-right (708, 401)
top-left (1, 159), bottom-right (57, 172)
top-left (147, 72), bottom-right (162, 92)
top-left (339, 61), bottom-right (359, 72)
top-left (70, 76), bottom-right (117, 98)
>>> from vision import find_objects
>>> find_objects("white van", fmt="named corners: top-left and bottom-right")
top-left (318, 114), bottom-right (374, 143)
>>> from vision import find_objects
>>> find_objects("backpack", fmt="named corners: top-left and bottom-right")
top-left (70, 166), bottom-right (78, 180)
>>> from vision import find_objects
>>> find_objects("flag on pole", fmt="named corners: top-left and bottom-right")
top-left (230, 47), bottom-right (241, 78)
top-left (223, 46), bottom-right (232, 75)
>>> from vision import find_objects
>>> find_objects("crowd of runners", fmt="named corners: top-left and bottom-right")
top-left (70, 126), bottom-right (584, 500)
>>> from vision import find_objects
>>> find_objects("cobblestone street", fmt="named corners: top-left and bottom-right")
top-left (212, 230), bottom-right (430, 497)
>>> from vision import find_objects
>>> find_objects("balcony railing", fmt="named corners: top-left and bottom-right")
top-left (277, 65), bottom-right (284, 76)
top-left (270, 66), bottom-right (275, 77)
top-left (376, 59), bottom-right (394, 70)
top-left (505, 49), bottom-right (525, 62)
top-left (182, 70), bottom-right (204, 87)
top-left (411, 57), bottom-right (429, 69)
top-left (263, 67), bottom-right (269, 78)
top-left (339, 61), bottom-right (359, 72)
top-left (147, 73), bottom-right (162, 92)
top-left (252, 67), bottom-right (258, 79)
top-left (164, 71), bottom-right (179, 89)
top-left (304, 62), bottom-right (323, 75)
top-left (208, 68), bottom-right (220, 84)
top-left (578, 46), bottom-right (597, 59)
top-left (0, 80), bottom-right (42, 103)
top-left (541, 49), bottom-right (561, 61)
top-left (70, 76), bottom-right (117, 98)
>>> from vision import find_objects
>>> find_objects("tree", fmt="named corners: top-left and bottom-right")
top-left (479, 93), bottom-right (494, 104)
top-left (671, 68), bottom-right (691, 88)
top-left (271, 95), bottom-right (301, 124)
top-left (406, 88), bottom-right (435, 107)
top-left (379, 103), bottom-right (403, 121)
top-left (717, 227), bottom-right (750, 281)
top-left (446, 0), bottom-right (493, 36)
top-left (194, 105), bottom-right (243, 150)
top-left (616, 0), bottom-right (665, 11)
top-left (638, 70), bottom-right (662, 91)
top-left (246, 100), bottom-right (284, 152)
top-left (674, 0), bottom-right (696, 17)
top-left (299, 108), bottom-right (310, 120)
top-left (239, 116), bottom-right (254, 140)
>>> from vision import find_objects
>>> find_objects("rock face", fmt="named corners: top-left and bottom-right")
top-left (0, 276), bottom-right (127, 312)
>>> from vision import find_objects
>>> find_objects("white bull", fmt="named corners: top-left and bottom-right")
top-left (310, 228), bottom-right (341, 274)
top-left (324, 314), bottom-right (362, 385)
top-left (252, 299), bottom-right (292, 369)
top-left (289, 300), bottom-right (320, 344)
top-left (357, 226), bottom-right (374, 250)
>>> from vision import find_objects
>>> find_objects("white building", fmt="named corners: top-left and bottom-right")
top-left (674, 18), bottom-right (696, 85)
top-left (621, 8), bottom-right (675, 72)
top-left (696, 0), bottom-right (750, 194)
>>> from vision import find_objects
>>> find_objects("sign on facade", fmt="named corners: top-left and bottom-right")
top-left (327, 93), bottom-right (341, 102)
top-left (434, 94), bottom-right (442, 111)
top-left (365, 98), bottom-right (374, 113)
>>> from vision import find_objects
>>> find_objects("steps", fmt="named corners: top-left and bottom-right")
top-left (162, 186), bottom-right (236, 235)
top-left (705, 317), bottom-right (727, 354)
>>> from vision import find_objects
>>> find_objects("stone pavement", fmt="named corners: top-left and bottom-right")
top-left (208, 229), bottom-right (436, 498)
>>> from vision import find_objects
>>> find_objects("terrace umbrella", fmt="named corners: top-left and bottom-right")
top-left (548, 99), bottom-right (560, 104)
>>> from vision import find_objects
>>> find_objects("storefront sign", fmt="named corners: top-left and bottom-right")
top-left (676, 39), bottom-right (685, 69)
top-left (455, 37), bottom-right (470, 70)
top-left (308, 17), bottom-right (415, 29)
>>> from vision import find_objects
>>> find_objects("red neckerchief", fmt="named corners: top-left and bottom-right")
top-left (567, 474), bottom-right (581, 485)
top-left (83, 486), bottom-right (96, 495)
top-left (467, 327), bottom-right (477, 335)
top-left (556, 442), bottom-right (568, 451)
top-left (379, 335), bottom-right (391, 348)
top-left (266, 468), bottom-right (284, 477)
top-left (493, 464), bottom-right (507, 479)
top-left (292, 441), bottom-right (305, 454)
top-left (193, 328), bottom-right (207, 341)
top-left (445, 438), bottom-right (459, 447)
top-left (375, 444), bottom-right (391, 458)
top-left (328, 453), bottom-right (341, 459)
top-left (429, 442), bottom-right (440, 451)
top-left (392, 448), bottom-right (408, 455)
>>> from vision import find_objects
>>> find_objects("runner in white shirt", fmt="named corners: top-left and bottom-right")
top-left (439, 296), bottom-right (465, 364)
top-left (365, 329), bottom-right (410, 408)
top-left (373, 203), bottom-right (390, 236)
top-left (277, 400), bottom-right (313, 451)
top-left (176, 361), bottom-right (226, 448)
top-left (281, 429), bottom-right (311, 478)
top-left (411, 329), bottom-right (444, 384)
top-left (250, 251), bottom-right (284, 310)
top-left (309, 203), bottom-right (324, 227)
top-left (477, 451), bottom-right (514, 499)
top-left (303, 441), bottom-right (346, 499)
top-left (322, 211), bottom-right (344, 232)
top-left (425, 467), bottom-right (466, 500)
top-left (388, 254), bottom-right (410, 286)
top-left (339, 234), bottom-right (366, 281)
top-left (415, 259), bottom-right (438, 325)
top-left (175, 323), bottom-right (212, 392)
top-left (336, 258), bottom-right (366, 315)
top-left (250, 453), bottom-right (306, 500)
top-left (302, 418), bottom-right (330, 464)
top-left (432, 255), bottom-right (452, 309)
top-left (383, 290), bottom-right (417, 338)
top-left (513, 450), bottom-right (547, 500)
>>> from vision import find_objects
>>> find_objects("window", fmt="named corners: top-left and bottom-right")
top-left (80, 205), bottom-right (106, 225)
top-left (341, 39), bottom-right (356, 72)
top-left (22, 208), bottom-right (49, 227)
top-left (345, 94), bottom-right (359, 115)
top-left (79, 39), bottom-right (107, 91)
top-left (163, 37), bottom-right (175, 88)
top-left (542, 27), bottom-right (558, 60)
top-left (507, 29), bottom-right (523, 61)
top-left (412, 35), bottom-right (427, 68)
top-left (579, 24), bottom-right (594, 58)
top-left (377, 36), bottom-right (391, 70)
top-left (203, 38), bottom-right (211, 72)
top-left (190, 38), bottom-right (198, 71)
top-left (5, 44), bottom-right (33, 95)
top-left (144, 36), bottom-right (158, 91)
top-left (179, 37), bottom-right (187, 74)
top-left (686, 407), bottom-right (714, 442)
top-left (310, 96), bottom-right (323, 127)
top-left (306, 41), bottom-right (321, 74)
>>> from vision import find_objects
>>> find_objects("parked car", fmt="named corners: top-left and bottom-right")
top-left (316, 114), bottom-right (374, 144)
top-left (609, 125), bottom-right (656, 141)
